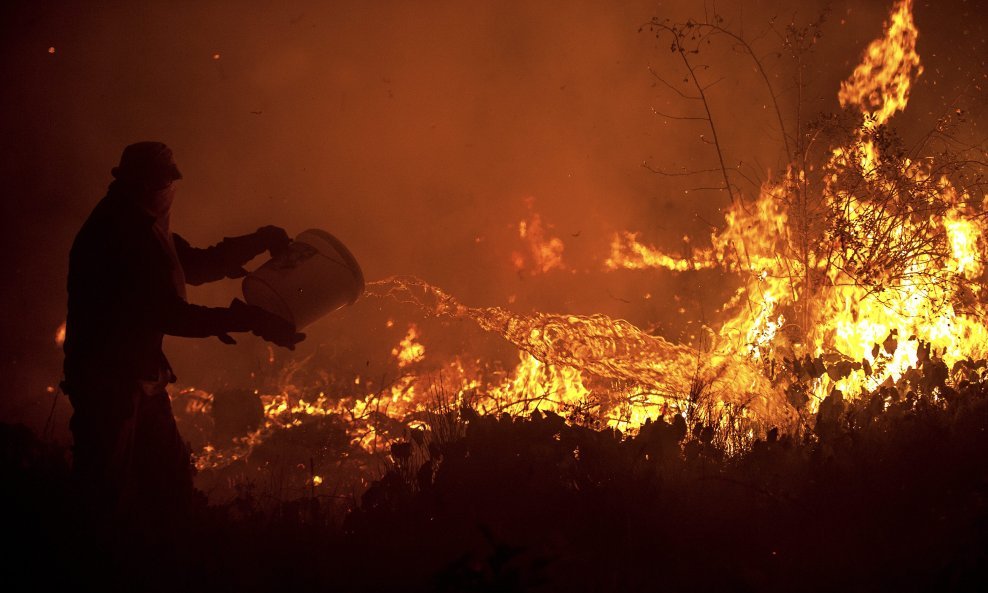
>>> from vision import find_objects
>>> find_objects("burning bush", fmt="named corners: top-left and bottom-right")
top-left (615, 0), bottom-right (988, 423)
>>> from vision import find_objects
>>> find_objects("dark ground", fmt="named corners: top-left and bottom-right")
top-left (4, 368), bottom-right (988, 593)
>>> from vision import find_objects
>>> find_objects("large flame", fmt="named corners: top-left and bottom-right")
top-left (606, 0), bottom-right (986, 404)
top-left (838, 0), bottom-right (922, 127)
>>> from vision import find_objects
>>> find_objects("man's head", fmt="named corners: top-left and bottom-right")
top-left (112, 141), bottom-right (182, 190)
top-left (113, 142), bottom-right (182, 219)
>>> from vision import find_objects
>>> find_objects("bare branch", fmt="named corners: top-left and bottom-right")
top-left (650, 107), bottom-right (709, 121)
top-left (731, 161), bottom-right (762, 191)
top-left (686, 186), bottom-right (732, 193)
top-left (701, 77), bottom-right (726, 92)
top-left (647, 66), bottom-right (702, 100)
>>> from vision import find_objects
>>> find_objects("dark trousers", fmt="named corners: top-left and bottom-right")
top-left (69, 382), bottom-right (195, 519)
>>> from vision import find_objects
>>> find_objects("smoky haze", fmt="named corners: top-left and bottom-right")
top-left (1, 0), bottom-right (983, 435)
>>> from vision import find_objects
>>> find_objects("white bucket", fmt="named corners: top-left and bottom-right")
top-left (242, 229), bottom-right (364, 330)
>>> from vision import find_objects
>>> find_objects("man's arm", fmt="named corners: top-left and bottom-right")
top-left (174, 226), bottom-right (291, 285)
top-left (156, 290), bottom-right (304, 349)
top-left (157, 291), bottom-right (250, 337)
top-left (132, 237), bottom-right (303, 348)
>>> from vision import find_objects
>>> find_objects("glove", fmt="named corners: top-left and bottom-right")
top-left (255, 225), bottom-right (292, 258)
top-left (228, 299), bottom-right (306, 350)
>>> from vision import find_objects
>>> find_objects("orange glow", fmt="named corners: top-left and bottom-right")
top-left (184, 0), bottom-right (984, 476)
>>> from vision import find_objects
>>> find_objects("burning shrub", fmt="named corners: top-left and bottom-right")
top-left (617, 0), bottom-right (988, 429)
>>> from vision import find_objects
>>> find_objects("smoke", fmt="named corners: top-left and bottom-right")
top-left (0, 0), bottom-right (983, 433)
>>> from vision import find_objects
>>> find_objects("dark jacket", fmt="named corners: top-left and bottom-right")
top-left (63, 182), bottom-right (266, 403)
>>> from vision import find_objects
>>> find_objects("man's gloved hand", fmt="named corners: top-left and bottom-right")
top-left (255, 225), bottom-right (292, 258)
top-left (229, 299), bottom-right (306, 350)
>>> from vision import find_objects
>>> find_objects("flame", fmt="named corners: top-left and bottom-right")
top-left (605, 232), bottom-right (717, 271)
top-left (55, 322), bottom-right (66, 346)
top-left (392, 324), bottom-right (426, 368)
top-left (605, 0), bottom-right (986, 405)
top-left (511, 198), bottom-right (566, 274)
top-left (838, 0), bottom-right (922, 127)
top-left (838, 0), bottom-right (923, 175)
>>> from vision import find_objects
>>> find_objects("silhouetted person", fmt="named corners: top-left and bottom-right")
top-left (62, 141), bottom-right (304, 519)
